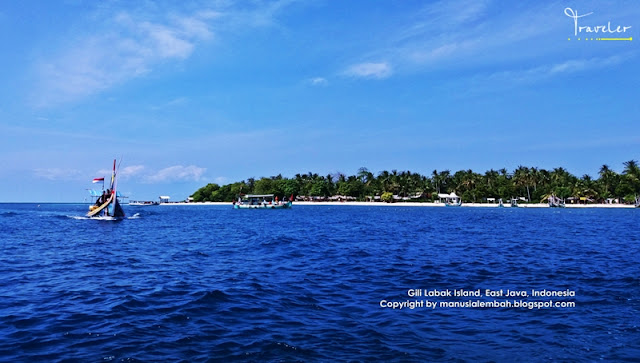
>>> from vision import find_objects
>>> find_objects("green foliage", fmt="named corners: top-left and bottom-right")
top-left (188, 160), bottom-right (640, 204)
top-left (254, 178), bottom-right (275, 195)
top-left (190, 183), bottom-right (220, 202)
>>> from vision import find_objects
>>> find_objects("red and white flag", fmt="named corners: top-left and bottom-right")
top-left (92, 178), bottom-right (104, 183)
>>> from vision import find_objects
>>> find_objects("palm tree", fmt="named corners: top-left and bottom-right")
top-left (622, 160), bottom-right (640, 200)
top-left (598, 164), bottom-right (617, 198)
top-left (514, 166), bottom-right (533, 202)
top-left (573, 174), bottom-right (598, 202)
top-left (357, 167), bottom-right (373, 184)
top-left (431, 170), bottom-right (441, 194)
top-left (623, 160), bottom-right (640, 179)
top-left (378, 170), bottom-right (391, 194)
top-left (483, 169), bottom-right (499, 196)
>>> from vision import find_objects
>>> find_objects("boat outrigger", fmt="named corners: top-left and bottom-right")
top-left (548, 194), bottom-right (565, 208)
top-left (129, 200), bottom-right (159, 206)
top-left (87, 159), bottom-right (125, 218)
top-left (233, 194), bottom-right (292, 209)
top-left (438, 192), bottom-right (462, 207)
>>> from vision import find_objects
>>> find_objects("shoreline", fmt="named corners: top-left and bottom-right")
top-left (156, 201), bottom-right (637, 208)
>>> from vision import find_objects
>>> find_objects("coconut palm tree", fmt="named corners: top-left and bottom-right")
top-left (378, 170), bottom-right (391, 194)
top-left (514, 166), bottom-right (533, 202)
top-left (622, 160), bottom-right (640, 201)
top-left (483, 169), bottom-right (499, 197)
top-left (598, 164), bottom-right (618, 199)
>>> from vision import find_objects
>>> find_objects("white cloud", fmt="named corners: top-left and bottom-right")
top-left (31, 1), bottom-right (300, 107)
top-left (214, 176), bottom-right (229, 184)
top-left (120, 165), bottom-right (145, 178)
top-left (33, 9), bottom-right (216, 107)
top-left (33, 168), bottom-right (82, 180)
top-left (145, 165), bottom-right (206, 183)
top-left (486, 55), bottom-right (629, 83)
top-left (346, 1), bottom-right (621, 77)
top-left (309, 77), bottom-right (328, 86)
top-left (344, 62), bottom-right (393, 79)
top-left (95, 164), bottom-right (205, 183)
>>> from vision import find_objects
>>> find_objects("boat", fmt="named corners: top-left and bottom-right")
top-left (129, 200), bottom-right (159, 206)
top-left (438, 192), bottom-right (462, 207)
top-left (87, 159), bottom-right (125, 218)
top-left (548, 194), bottom-right (565, 208)
top-left (233, 194), bottom-right (292, 209)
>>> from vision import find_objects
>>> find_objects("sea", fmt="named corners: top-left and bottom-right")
top-left (1, 203), bottom-right (639, 362)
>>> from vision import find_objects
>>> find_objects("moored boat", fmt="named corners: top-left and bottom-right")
top-left (129, 200), bottom-right (159, 206)
top-left (438, 192), bottom-right (462, 207)
top-left (233, 194), bottom-right (292, 209)
top-left (87, 159), bottom-right (125, 218)
top-left (548, 194), bottom-right (565, 208)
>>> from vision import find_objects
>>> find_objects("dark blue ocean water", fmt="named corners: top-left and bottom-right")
top-left (1, 203), bottom-right (639, 362)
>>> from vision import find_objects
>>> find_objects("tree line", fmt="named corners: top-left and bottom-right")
top-left (189, 160), bottom-right (640, 204)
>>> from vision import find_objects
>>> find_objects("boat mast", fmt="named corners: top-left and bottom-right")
top-left (108, 159), bottom-right (117, 216)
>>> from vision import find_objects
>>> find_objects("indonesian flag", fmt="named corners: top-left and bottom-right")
top-left (92, 178), bottom-right (104, 183)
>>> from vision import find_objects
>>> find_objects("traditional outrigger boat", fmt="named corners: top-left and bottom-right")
top-left (438, 192), bottom-right (462, 207)
top-left (129, 200), bottom-right (159, 206)
top-left (548, 194), bottom-right (565, 208)
top-left (233, 194), bottom-right (292, 209)
top-left (87, 159), bottom-right (125, 218)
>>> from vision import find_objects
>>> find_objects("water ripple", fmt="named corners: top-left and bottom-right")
top-left (0, 204), bottom-right (638, 361)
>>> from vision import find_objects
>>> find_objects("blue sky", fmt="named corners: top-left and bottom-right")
top-left (1, 0), bottom-right (638, 202)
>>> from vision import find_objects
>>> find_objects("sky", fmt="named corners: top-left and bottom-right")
top-left (1, 0), bottom-right (638, 202)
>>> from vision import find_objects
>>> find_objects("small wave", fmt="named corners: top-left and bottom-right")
top-left (1, 211), bottom-right (19, 217)
top-left (127, 213), bottom-right (141, 219)
top-left (92, 216), bottom-right (118, 221)
top-left (66, 215), bottom-right (119, 221)
top-left (67, 215), bottom-right (90, 220)
top-left (260, 235), bottom-right (300, 246)
top-left (193, 290), bottom-right (232, 304)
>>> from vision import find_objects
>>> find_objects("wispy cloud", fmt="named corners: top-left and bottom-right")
top-left (404, 0), bottom-right (489, 37)
top-left (309, 77), bottom-right (328, 86)
top-left (33, 168), bottom-right (83, 180)
top-left (145, 165), bottom-right (206, 183)
top-left (33, 9), bottom-right (215, 107)
top-left (214, 176), bottom-right (229, 184)
top-left (344, 62), bottom-right (392, 79)
top-left (120, 165), bottom-right (146, 178)
top-left (150, 96), bottom-right (189, 110)
top-left (344, 0), bottom-right (638, 79)
top-left (30, 1), bottom-right (296, 107)
top-left (95, 164), bottom-right (204, 183)
top-left (485, 54), bottom-right (631, 83)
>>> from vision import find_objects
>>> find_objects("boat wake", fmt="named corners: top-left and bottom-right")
top-left (66, 215), bottom-right (117, 221)
top-left (66, 213), bottom-right (140, 220)
top-left (66, 215), bottom-right (90, 220)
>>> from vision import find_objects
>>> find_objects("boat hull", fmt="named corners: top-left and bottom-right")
top-left (234, 202), bottom-right (292, 209)
top-left (445, 202), bottom-right (462, 207)
top-left (88, 196), bottom-right (125, 218)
